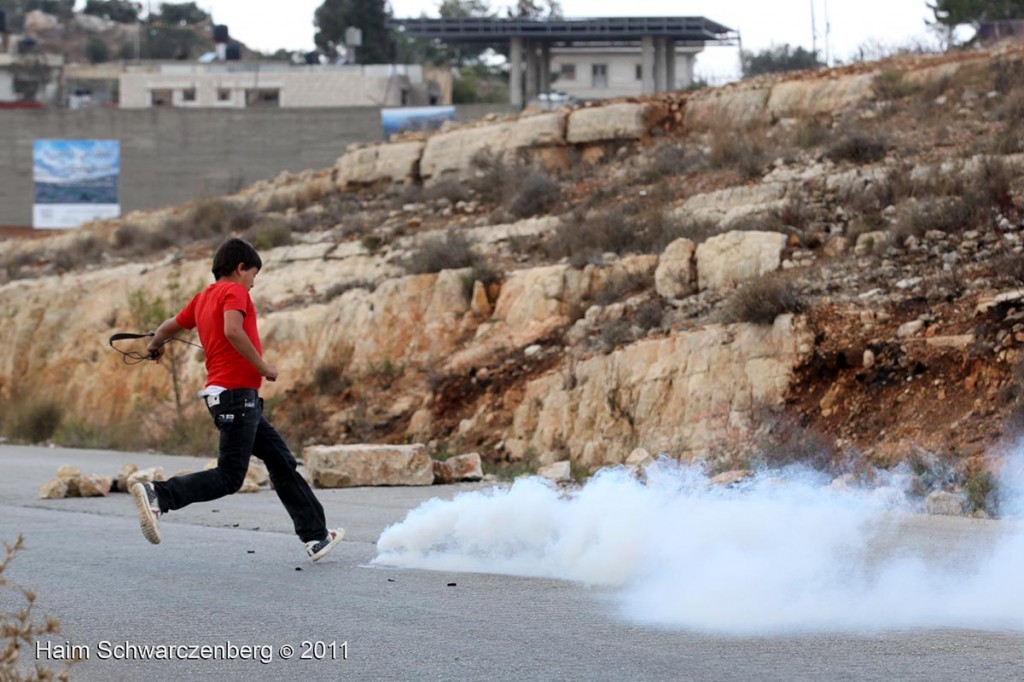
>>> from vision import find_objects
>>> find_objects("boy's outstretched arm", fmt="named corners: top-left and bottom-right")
top-left (224, 309), bottom-right (278, 381)
top-left (147, 317), bottom-right (183, 360)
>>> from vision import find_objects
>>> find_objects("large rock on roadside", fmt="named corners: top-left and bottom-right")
top-left (304, 443), bottom-right (434, 487)
top-left (433, 452), bottom-right (484, 484)
top-left (925, 490), bottom-right (967, 516)
top-left (566, 103), bottom-right (648, 143)
top-left (696, 230), bottom-right (788, 292)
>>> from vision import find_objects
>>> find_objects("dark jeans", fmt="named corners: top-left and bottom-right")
top-left (153, 388), bottom-right (327, 544)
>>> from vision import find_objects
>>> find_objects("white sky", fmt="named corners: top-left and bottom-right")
top-left (194, 0), bottom-right (944, 81)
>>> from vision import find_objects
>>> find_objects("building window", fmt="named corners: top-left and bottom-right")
top-left (151, 88), bottom-right (172, 107)
top-left (182, 88), bottom-right (196, 102)
top-left (635, 64), bottom-right (642, 81)
top-left (559, 63), bottom-right (576, 81)
top-left (592, 64), bottom-right (608, 88)
top-left (217, 88), bottom-right (231, 102)
top-left (245, 88), bottom-right (280, 107)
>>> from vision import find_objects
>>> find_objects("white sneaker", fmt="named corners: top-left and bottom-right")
top-left (130, 481), bottom-right (162, 545)
top-left (305, 528), bottom-right (344, 562)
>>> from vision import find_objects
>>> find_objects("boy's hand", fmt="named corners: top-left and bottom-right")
top-left (263, 363), bottom-right (278, 382)
top-left (147, 343), bottom-right (165, 361)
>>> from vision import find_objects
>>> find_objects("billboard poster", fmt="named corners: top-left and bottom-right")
top-left (33, 139), bottom-right (120, 229)
top-left (381, 106), bottom-right (456, 140)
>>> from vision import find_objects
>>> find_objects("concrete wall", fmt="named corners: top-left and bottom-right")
top-left (0, 103), bottom-right (513, 226)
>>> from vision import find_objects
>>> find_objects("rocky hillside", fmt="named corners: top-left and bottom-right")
top-left (5, 43), bottom-right (1024, 513)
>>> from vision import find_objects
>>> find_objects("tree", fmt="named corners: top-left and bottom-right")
top-left (741, 44), bottom-right (822, 78)
top-left (929, 0), bottom-right (1024, 28)
top-left (314, 0), bottom-right (391, 64)
top-left (506, 0), bottom-right (562, 19)
top-left (83, 0), bottom-right (141, 23)
top-left (152, 1), bottom-right (209, 26)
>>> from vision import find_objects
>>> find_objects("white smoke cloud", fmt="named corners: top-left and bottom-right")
top-left (374, 458), bottom-right (1024, 634)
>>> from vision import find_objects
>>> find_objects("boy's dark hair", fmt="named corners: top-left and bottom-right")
top-left (212, 238), bottom-right (262, 279)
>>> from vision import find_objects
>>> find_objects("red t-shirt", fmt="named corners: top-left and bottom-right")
top-left (176, 281), bottom-right (263, 390)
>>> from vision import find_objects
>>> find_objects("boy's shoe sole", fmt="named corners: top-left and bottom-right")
top-left (309, 528), bottom-right (344, 562)
top-left (130, 482), bottom-right (161, 545)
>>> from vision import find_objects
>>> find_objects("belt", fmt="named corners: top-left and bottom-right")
top-left (205, 388), bottom-right (258, 408)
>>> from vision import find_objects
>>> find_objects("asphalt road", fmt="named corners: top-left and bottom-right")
top-left (2, 444), bottom-right (1023, 681)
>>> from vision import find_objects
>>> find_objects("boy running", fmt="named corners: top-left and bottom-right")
top-left (130, 238), bottom-right (343, 562)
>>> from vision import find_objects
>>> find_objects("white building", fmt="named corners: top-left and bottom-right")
top-left (549, 44), bottom-right (701, 100)
top-left (118, 62), bottom-right (451, 109)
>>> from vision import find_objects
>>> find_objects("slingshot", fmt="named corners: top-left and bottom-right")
top-left (108, 332), bottom-right (203, 365)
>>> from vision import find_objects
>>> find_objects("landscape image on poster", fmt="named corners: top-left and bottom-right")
top-left (33, 140), bottom-right (120, 205)
top-left (381, 106), bottom-right (456, 140)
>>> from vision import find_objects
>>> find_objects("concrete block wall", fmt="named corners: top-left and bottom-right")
top-left (0, 103), bottom-right (513, 226)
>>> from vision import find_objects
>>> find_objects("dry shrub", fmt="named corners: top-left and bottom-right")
top-left (873, 69), bottom-right (919, 100)
top-left (754, 407), bottom-right (836, 472)
top-left (469, 150), bottom-right (562, 218)
top-left (50, 234), bottom-right (105, 272)
top-left (548, 191), bottom-right (720, 268)
top-left (722, 273), bottom-right (805, 325)
top-left (827, 132), bottom-right (887, 164)
top-left (637, 144), bottom-right (698, 183)
top-left (1, 535), bottom-right (78, 681)
top-left (178, 199), bottom-right (255, 241)
top-left (634, 299), bottom-right (664, 331)
top-left (508, 170), bottom-right (561, 219)
top-left (2, 392), bottom-right (62, 444)
top-left (424, 178), bottom-right (472, 204)
top-left (404, 229), bottom-right (478, 274)
top-left (792, 118), bottom-right (832, 149)
top-left (709, 126), bottom-right (768, 179)
top-left (245, 219), bottom-right (293, 250)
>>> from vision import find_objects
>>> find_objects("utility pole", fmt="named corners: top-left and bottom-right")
top-left (824, 0), bottom-right (831, 66)
top-left (810, 0), bottom-right (817, 60)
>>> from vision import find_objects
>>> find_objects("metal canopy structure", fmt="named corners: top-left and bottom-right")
top-left (388, 16), bottom-right (738, 107)
top-left (388, 16), bottom-right (738, 45)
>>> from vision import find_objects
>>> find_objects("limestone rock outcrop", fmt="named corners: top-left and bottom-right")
top-left (303, 444), bottom-right (434, 487)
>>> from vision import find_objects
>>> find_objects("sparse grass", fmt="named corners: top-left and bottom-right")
top-left (366, 358), bottom-right (405, 390)
top-left (722, 273), bottom-right (805, 325)
top-left (180, 198), bottom-right (256, 241)
top-left (160, 411), bottom-right (219, 456)
top-left (405, 229), bottom-right (479, 274)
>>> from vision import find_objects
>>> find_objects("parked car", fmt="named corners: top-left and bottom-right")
top-left (528, 91), bottom-right (578, 109)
